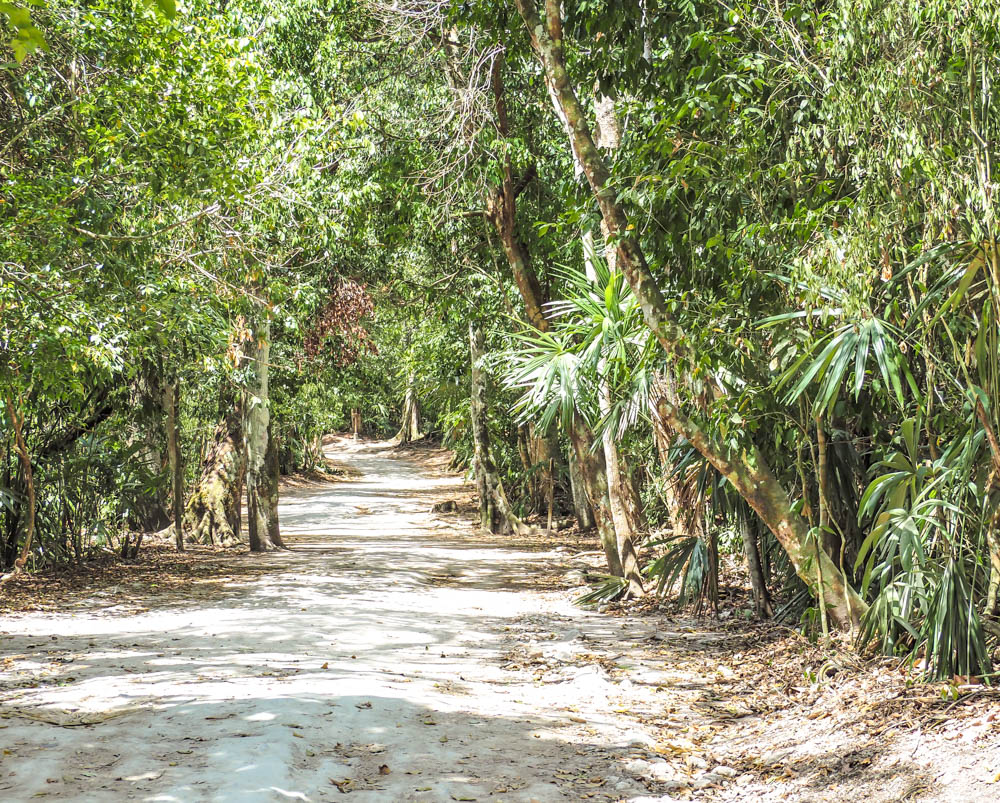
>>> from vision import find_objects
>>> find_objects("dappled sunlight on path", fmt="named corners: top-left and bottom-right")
top-left (0, 438), bottom-right (660, 802)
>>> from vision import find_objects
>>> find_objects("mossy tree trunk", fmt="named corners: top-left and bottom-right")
top-left (184, 389), bottom-right (245, 547)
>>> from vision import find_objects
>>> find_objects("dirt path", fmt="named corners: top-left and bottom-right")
top-left (0, 438), bottom-right (665, 801)
top-left (2, 438), bottom-right (999, 802)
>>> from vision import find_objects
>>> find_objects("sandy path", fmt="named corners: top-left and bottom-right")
top-left (0, 438), bottom-right (666, 802)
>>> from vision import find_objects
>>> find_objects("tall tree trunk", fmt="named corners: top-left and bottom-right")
top-left (567, 417), bottom-right (624, 577)
top-left (246, 319), bottom-right (283, 552)
top-left (515, 0), bottom-right (866, 627)
top-left (184, 388), bottom-right (245, 547)
top-left (741, 514), bottom-right (774, 618)
top-left (568, 445), bottom-right (596, 529)
top-left (588, 84), bottom-right (644, 593)
top-left (469, 322), bottom-right (530, 535)
top-left (396, 369), bottom-right (423, 444)
top-left (471, 332), bottom-right (499, 533)
top-left (473, 456), bottom-right (497, 532)
top-left (163, 379), bottom-right (184, 553)
top-left (485, 51), bottom-right (561, 513)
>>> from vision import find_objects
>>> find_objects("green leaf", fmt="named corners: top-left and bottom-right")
top-left (153, 0), bottom-right (176, 20)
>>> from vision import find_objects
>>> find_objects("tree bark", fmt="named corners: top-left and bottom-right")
top-left (515, 0), bottom-right (866, 627)
top-left (246, 319), bottom-right (283, 552)
top-left (264, 421), bottom-right (282, 546)
top-left (470, 332), bottom-right (498, 532)
top-left (586, 86), bottom-right (645, 595)
top-left (163, 379), bottom-right (184, 553)
top-left (567, 445), bottom-right (596, 529)
top-left (567, 416), bottom-right (624, 577)
top-left (184, 389), bottom-right (245, 547)
top-left (249, 420), bottom-right (284, 551)
top-left (649, 371), bottom-right (686, 538)
top-left (740, 515), bottom-right (774, 618)
top-left (396, 369), bottom-right (423, 444)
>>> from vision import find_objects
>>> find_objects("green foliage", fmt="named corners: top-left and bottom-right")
top-left (5, 0), bottom-right (1000, 683)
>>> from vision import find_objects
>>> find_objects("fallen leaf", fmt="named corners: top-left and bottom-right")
top-left (330, 778), bottom-right (352, 793)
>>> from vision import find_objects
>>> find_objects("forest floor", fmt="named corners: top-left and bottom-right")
top-left (2, 437), bottom-right (1000, 802)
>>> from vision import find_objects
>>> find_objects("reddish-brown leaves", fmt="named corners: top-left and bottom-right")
top-left (303, 280), bottom-right (375, 366)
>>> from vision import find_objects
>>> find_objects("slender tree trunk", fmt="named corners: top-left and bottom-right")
top-left (2, 437), bottom-right (19, 567)
top-left (469, 322), bottom-right (530, 535)
top-left (599, 366), bottom-right (644, 595)
top-left (515, 0), bottom-right (865, 628)
top-left (815, 416), bottom-right (841, 563)
top-left (741, 515), bottom-right (774, 618)
top-left (484, 51), bottom-right (562, 514)
top-left (0, 396), bottom-right (34, 582)
top-left (469, 322), bottom-right (499, 533)
top-left (516, 425), bottom-right (533, 491)
top-left (164, 379), bottom-right (184, 552)
top-left (469, 323), bottom-right (498, 533)
top-left (246, 319), bottom-right (283, 552)
top-left (473, 458), bottom-right (497, 532)
top-left (568, 417), bottom-right (624, 577)
top-left (587, 92), bottom-right (644, 595)
top-left (264, 421), bottom-right (282, 546)
top-left (396, 370), bottom-right (422, 444)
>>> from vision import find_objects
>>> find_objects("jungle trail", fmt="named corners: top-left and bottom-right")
top-left (3, 1), bottom-right (1000, 801)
